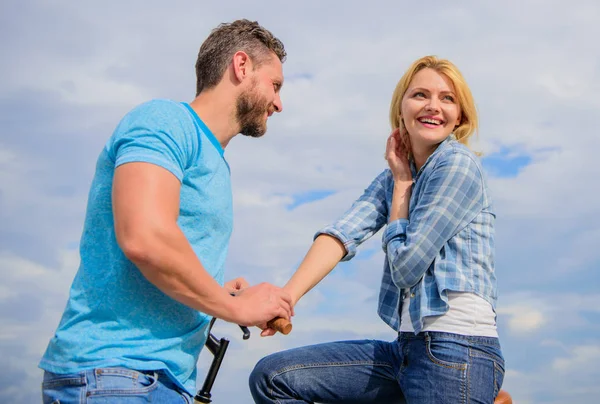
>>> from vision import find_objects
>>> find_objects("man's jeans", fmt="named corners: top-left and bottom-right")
top-left (250, 332), bottom-right (505, 403)
top-left (42, 367), bottom-right (193, 403)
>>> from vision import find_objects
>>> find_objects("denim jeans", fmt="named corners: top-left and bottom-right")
top-left (249, 332), bottom-right (504, 404)
top-left (41, 367), bottom-right (193, 404)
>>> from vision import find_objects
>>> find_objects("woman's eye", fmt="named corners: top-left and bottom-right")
top-left (414, 92), bottom-right (425, 98)
top-left (443, 95), bottom-right (455, 102)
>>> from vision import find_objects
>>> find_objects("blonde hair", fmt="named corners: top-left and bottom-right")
top-left (389, 56), bottom-right (478, 147)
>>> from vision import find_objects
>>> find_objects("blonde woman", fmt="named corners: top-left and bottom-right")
top-left (250, 56), bottom-right (504, 403)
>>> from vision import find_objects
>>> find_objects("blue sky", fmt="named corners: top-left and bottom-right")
top-left (1, 0), bottom-right (600, 403)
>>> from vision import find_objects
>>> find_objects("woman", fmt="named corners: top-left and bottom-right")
top-left (250, 56), bottom-right (504, 404)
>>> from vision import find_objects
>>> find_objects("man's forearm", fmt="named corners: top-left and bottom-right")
top-left (119, 223), bottom-right (238, 322)
top-left (284, 234), bottom-right (346, 305)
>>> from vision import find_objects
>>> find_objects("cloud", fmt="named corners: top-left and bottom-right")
top-left (502, 343), bottom-right (600, 404)
top-left (500, 306), bottom-right (546, 335)
top-left (497, 292), bottom-right (600, 336)
top-left (552, 345), bottom-right (600, 372)
top-left (0, 250), bottom-right (79, 402)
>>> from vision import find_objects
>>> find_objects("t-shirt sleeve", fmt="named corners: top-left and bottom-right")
top-left (107, 100), bottom-right (195, 181)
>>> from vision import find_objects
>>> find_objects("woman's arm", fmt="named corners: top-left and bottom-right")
top-left (284, 234), bottom-right (347, 306)
top-left (289, 169), bottom-right (392, 297)
top-left (386, 128), bottom-right (414, 223)
top-left (259, 169), bottom-right (391, 336)
top-left (384, 149), bottom-right (484, 288)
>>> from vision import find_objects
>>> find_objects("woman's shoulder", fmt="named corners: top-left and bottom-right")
top-left (435, 138), bottom-right (483, 170)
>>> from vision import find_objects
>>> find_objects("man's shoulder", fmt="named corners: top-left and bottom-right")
top-left (125, 99), bottom-right (189, 123)
top-left (112, 99), bottom-right (195, 142)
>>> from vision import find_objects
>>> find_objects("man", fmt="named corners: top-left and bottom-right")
top-left (40, 19), bottom-right (293, 403)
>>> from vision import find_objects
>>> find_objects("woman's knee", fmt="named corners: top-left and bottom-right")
top-left (249, 353), bottom-right (280, 396)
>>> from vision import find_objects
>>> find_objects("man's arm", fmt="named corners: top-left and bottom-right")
top-left (113, 161), bottom-right (292, 326)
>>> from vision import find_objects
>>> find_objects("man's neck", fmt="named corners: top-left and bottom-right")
top-left (188, 89), bottom-right (238, 149)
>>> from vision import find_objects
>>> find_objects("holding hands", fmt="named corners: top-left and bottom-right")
top-left (225, 278), bottom-right (294, 330)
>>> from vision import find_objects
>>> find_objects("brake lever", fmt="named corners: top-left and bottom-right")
top-left (239, 325), bottom-right (250, 340)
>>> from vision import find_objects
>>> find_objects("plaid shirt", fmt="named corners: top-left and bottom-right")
top-left (316, 136), bottom-right (497, 333)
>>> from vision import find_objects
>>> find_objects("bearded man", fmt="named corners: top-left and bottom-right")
top-left (39, 19), bottom-right (293, 404)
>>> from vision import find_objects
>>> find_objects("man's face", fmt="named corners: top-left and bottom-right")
top-left (236, 53), bottom-right (284, 138)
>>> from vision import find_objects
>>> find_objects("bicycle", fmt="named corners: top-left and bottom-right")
top-left (194, 317), bottom-right (291, 403)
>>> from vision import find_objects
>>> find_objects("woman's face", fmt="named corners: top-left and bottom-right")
top-left (400, 68), bottom-right (462, 152)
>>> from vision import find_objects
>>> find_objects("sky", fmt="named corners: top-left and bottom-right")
top-left (1, 0), bottom-right (599, 403)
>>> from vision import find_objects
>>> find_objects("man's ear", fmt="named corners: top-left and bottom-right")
top-left (232, 51), bottom-right (251, 83)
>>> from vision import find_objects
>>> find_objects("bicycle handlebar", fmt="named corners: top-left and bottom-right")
top-left (267, 317), bottom-right (292, 335)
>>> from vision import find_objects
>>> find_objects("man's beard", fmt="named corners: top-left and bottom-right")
top-left (236, 82), bottom-right (271, 138)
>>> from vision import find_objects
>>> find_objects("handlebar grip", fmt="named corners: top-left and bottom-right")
top-left (267, 317), bottom-right (292, 335)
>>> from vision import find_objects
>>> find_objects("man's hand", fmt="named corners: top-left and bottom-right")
top-left (224, 277), bottom-right (250, 294)
top-left (231, 283), bottom-right (294, 327)
top-left (257, 285), bottom-right (298, 337)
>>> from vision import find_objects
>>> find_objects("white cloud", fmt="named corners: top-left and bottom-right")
top-left (553, 345), bottom-right (600, 372)
top-left (0, 250), bottom-right (79, 402)
top-left (502, 345), bottom-right (600, 404)
top-left (501, 307), bottom-right (547, 334)
top-left (497, 292), bottom-right (600, 336)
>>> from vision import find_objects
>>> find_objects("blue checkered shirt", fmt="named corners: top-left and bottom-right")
top-left (316, 136), bottom-right (497, 333)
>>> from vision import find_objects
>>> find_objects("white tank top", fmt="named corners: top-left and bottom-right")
top-left (399, 290), bottom-right (498, 337)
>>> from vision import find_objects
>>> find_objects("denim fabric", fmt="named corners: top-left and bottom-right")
top-left (250, 332), bottom-right (504, 404)
top-left (316, 136), bottom-right (497, 333)
top-left (41, 367), bottom-right (193, 404)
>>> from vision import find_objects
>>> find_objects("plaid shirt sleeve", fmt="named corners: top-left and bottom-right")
top-left (316, 170), bottom-right (391, 261)
top-left (382, 149), bottom-right (484, 288)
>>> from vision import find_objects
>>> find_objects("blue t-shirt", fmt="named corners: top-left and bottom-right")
top-left (39, 99), bottom-right (233, 395)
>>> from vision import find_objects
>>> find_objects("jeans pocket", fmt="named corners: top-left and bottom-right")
top-left (89, 367), bottom-right (159, 396)
top-left (425, 336), bottom-right (468, 370)
top-left (493, 361), bottom-right (505, 396)
top-left (468, 341), bottom-right (505, 396)
top-left (42, 372), bottom-right (86, 404)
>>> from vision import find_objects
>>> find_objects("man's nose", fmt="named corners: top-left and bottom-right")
top-left (273, 93), bottom-right (283, 113)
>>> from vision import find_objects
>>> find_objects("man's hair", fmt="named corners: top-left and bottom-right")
top-left (195, 19), bottom-right (286, 96)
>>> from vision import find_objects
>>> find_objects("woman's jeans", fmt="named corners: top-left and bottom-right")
top-left (41, 367), bottom-right (193, 403)
top-left (250, 332), bottom-right (505, 404)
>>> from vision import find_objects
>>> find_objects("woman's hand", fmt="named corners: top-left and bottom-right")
top-left (385, 128), bottom-right (413, 185)
top-left (386, 128), bottom-right (413, 222)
